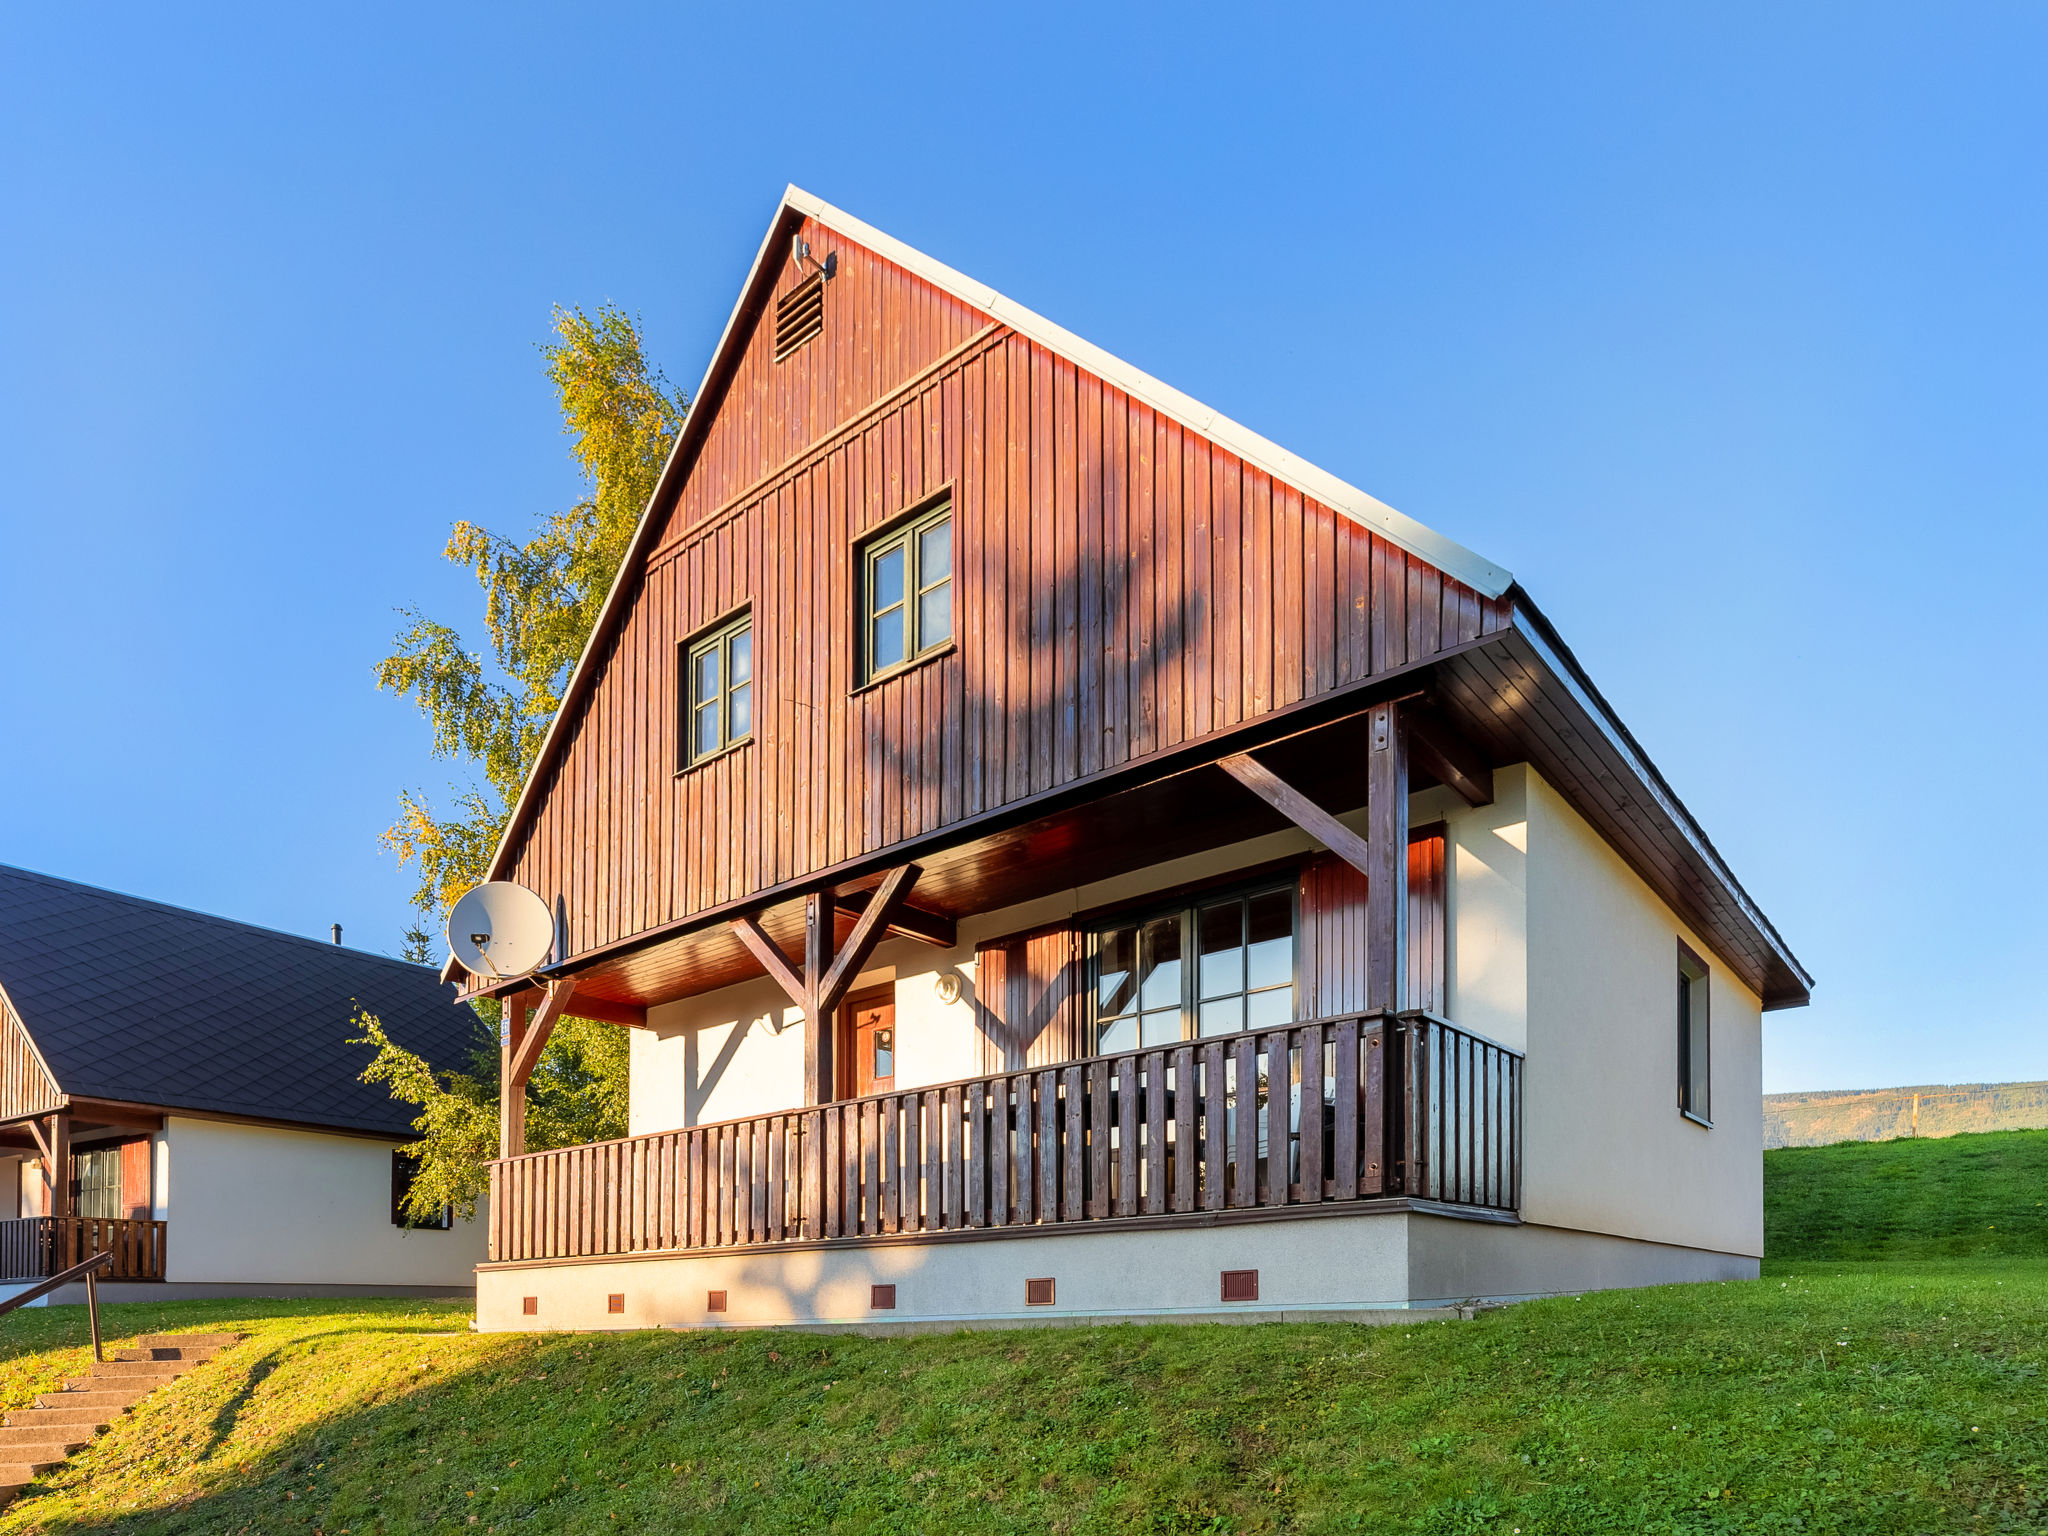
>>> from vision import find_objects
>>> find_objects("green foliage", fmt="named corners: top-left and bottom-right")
top-left (353, 1004), bottom-right (631, 1225)
top-left (362, 304), bottom-right (681, 1201)
top-left (1, 1263), bottom-right (2044, 1532)
top-left (1764, 1126), bottom-right (2048, 1262)
top-left (1764, 1079), bottom-right (2048, 1147)
top-left (376, 303), bottom-right (688, 917)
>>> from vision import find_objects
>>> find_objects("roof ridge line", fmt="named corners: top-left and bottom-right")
top-left (0, 863), bottom-right (435, 972)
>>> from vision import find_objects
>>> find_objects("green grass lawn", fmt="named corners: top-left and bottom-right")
top-left (0, 1130), bottom-right (2037, 1534)
top-left (1765, 1128), bottom-right (2048, 1261)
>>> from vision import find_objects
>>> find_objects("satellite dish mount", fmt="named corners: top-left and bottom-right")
top-left (446, 882), bottom-right (556, 981)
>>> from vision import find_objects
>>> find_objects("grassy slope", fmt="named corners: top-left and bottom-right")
top-left (0, 1268), bottom-right (2038, 1534)
top-left (0, 1132), bottom-right (2037, 1534)
top-left (1765, 1128), bottom-right (2048, 1261)
top-left (1764, 1082), bottom-right (2048, 1148)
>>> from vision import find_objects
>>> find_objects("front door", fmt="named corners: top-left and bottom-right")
top-left (841, 989), bottom-right (896, 1098)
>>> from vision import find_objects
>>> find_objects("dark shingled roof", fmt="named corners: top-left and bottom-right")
top-left (0, 863), bottom-right (487, 1138)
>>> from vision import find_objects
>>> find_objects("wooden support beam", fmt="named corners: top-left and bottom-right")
top-left (818, 865), bottom-right (920, 1019)
top-left (500, 995), bottom-right (529, 1160)
top-left (1366, 701), bottom-right (1410, 1012)
top-left (835, 887), bottom-right (956, 949)
top-left (48, 1110), bottom-right (71, 1221)
top-left (1408, 705), bottom-right (1493, 808)
top-left (803, 892), bottom-right (836, 1108)
top-left (509, 979), bottom-right (578, 1089)
top-left (729, 865), bottom-right (925, 1108)
top-left (1218, 753), bottom-right (1374, 880)
top-left (731, 916), bottom-right (807, 1009)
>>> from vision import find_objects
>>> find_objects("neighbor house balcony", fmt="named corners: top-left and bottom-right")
top-left (486, 1010), bottom-right (1517, 1265)
top-left (0, 1216), bottom-right (167, 1283)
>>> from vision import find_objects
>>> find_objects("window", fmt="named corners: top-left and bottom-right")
top-left (391, 1150), bottom-right (452, 1230)
top-left (861, 501), bottom-right (951, 680)
top-left (1090, 881), bottom-right (1295, 1053)
top-left (1677, 941), bottom-right (1711, 1125)
top-left (75, 1147), bottom-right (122, 1220)
top-left (681, 612), bottom-right (753, 765)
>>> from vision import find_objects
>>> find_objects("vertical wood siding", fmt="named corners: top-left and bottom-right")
top-left (0, 997), bottom-right (60, 1121)
top-left (1297, 830), bottom-right (1448, 1017)
top-left (502, 225), bottom-right (1506, 966)
top-left (972, 926), bottom-right (1086, 1073)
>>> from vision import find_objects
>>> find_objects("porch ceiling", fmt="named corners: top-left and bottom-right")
top-left (538, 609), bottom-right (1810, 1020)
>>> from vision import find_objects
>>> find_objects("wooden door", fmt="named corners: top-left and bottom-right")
top-left (841, 989), bottom-right (896, 1098)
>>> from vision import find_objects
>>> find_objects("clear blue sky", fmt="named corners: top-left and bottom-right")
top-left (3, 4), bottom-right (2042, 1094)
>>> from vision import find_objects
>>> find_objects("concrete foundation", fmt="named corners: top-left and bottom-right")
top-left (475, 1206), bottom-right (1755, 1333)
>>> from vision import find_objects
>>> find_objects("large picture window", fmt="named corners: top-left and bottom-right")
top-left (680, 612), bottom-right (753, 766)
top-left (1090, 881), bottom-right (1295, 1054)
top-left (861, 500), bottom-right (951, 681)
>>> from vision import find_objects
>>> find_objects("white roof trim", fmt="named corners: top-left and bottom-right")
top-left (781, 186), bottom-right (1511, 600)
top-left (481, 186), bottom-right (1511, 889)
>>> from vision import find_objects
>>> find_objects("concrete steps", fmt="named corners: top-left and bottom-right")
top-left (0, 1333), bottom-right (240, 1509)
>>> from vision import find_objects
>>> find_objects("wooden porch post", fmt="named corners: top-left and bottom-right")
top-left (731, 865), bottom-right (924, 1108)
top-left (499, 980), bottom-right (580, 1160)
top-left (48, 1110), bottom-right (71, 1222)
top-left (500, 995), bottom-right (529, 1159)
top-left (803, 892), bottom-right (836, 1107)
top-left (1365, 700), bottom-right (1410, 1013)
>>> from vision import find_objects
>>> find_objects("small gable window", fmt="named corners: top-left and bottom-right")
top-left (1677, 940), bottom-right (1711, 1126)
top-left (681, 612), bottom-right (753, 767)
top-left (861, 501), bottom-right (952, 682)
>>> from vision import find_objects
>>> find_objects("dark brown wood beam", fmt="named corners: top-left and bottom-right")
top-left (48, 1110), bottom-right (71, 1221)
top-left (818, 865), bottom-right (920, 1019)
top-left (500, 995), bottom-right (529, 1159)
top-left (731, 916), bottom-right (807, 1009)
top-left (835, 887), bottom-right (956, 949)
top-left (509, 979), bottom-right (578, 1089)
top-left (1366, 700), bottom-right (1410, 1012)
top-left (1217, 754), bottom-right (1373, 880)
top-left (803, 892), bottom-right (836, 1108)
top-left (1408, 704), bottom-right (1493, 808)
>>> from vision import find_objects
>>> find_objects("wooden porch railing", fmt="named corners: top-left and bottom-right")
top-left (0, 1217), bottom-right (168, 1282)
top-left (488, 1011), bottom-right (1521, 1264)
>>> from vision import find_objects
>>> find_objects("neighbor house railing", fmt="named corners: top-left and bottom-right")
top-left (487, 1011), bottom-right (1520, 1264)
top-left (0, 1217), bottom-right (168, 1282)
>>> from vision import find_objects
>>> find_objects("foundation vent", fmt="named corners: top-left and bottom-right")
top-left (1025, 1277), bottom-right (1056, 1306)
top-left (707, 1290), bottom-right (728, 1313)
top-left (607, 1293), bottom-right (625, 1315)
top-left (774, 274), bottom-right (826, 362)
top-left (1221, 1269), bottom-right (1259, 1303)
top-left (871, 1283), bottom-right (897, 1310)
top-left (521, 1296), bottom-right (538, 1316)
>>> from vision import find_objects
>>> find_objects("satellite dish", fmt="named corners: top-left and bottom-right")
top-left (446, 882), bottom-right (555, 980)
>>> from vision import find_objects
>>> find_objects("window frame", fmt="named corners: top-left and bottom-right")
top-left (676, 608), bottom-right (755, 771)
top-left (858, 497), bottom-right (954, 685)
top-left (1676, 939), bottom-right (1712, 1128)
top-left (1085, 875), bottom-right (1300, 1052)
top-left (390, 1149), bottom-right (453, 1231)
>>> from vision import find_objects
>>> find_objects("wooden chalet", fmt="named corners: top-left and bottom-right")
top-left (0, 865), bottom-right (486, 1298)
top-left (458, 187), bottom-right (1811, 1330)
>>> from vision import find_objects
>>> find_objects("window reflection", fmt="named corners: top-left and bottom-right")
top-left (1089, 882), bottom-right (1294, 1050)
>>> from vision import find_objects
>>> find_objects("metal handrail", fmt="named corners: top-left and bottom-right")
top-left (0, 1250), bottom-right (114, 1361)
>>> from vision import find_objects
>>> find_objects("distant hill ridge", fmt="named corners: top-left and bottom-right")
top-left (1764, 1079), bottom-right (2048, 1148)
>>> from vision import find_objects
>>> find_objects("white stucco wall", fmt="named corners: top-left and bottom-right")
top-left (161, 1116), bottom-right (488, 1286)
top-left (1518, 768), bottom-right (1766, 1257)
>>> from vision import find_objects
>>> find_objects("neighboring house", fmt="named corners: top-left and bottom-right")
top-left (456, 187), bottom-right (1812, 1332)
top-left (0, 864), bottom-right (487, 1298)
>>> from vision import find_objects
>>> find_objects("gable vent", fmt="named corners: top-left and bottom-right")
top-left (774, 274), bottom-right (826, 362)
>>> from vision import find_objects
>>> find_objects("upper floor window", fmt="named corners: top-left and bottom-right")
top-left (1677, 941), bottom-right (1711, 1125)
top-left (862, 501), bottom-right (951, 681)
top-left (681, 612), bottom-right (753, 766)
top-left (1090, 881), bottom-right (1295, 1054)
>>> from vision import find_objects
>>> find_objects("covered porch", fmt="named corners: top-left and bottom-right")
top-left (0, 1105), bottom-right (167, 1284)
